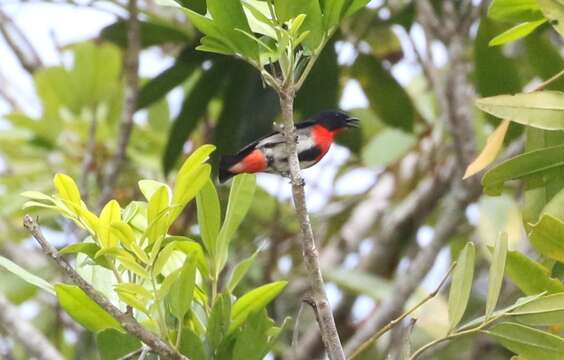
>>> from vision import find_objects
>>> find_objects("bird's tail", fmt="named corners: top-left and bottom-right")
top-left (218, 154), bottom-right (240, 183)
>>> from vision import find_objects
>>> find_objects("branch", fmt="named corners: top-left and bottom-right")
top-left (0, 293), bottom-right (64, 360)
top-left (23, 215), bottom-right (187, 360)
top-left (0, 9), bottom-right (43, 73)
top-left (98, 0), bottom-right (140, 207)
top-left (278, 88), bottom-right (345, 360)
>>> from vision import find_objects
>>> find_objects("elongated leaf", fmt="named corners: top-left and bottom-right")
top-left (208, 293), bottom-right (231, 352)
top-left (448, 242), bottom-right (475, 330)
top-left (147, 185), bottom-right (170, 244)
top-left (476, 91), bottom-right (564, 130)
top-left (179, 327), bottom-right (206, 360)
top-left (96, 329), bottom-right (141, 360)
top-left (484, 322), bottom-right (564, 360)
top-left (538, 0), bottom-right (564, 36)
top-left (216, 174), bottom-right (256, 273)
top-left (55, 284), bottom-right (121, 332)
top-left (227, 250), bottom-right (258, 292)
top-left (510, 293), bottom-right (564, 325)
top-left (275, 0), bottom-right (323, 50)
top-left (352, 54), bottom-right (415, 131)
top-left (53, 173), bottom-right (81, 205)
top-left (163, 63), bottom-right (227, 174)
top-left (168, 256), bottom-right (197, 320)
top-left (488, 0), bottom-right (544, 22)
top-left (230, 281), bottom-right (287, 333)
top-left (233, 310), bottom-right (273, 360)
top-left (482, 144), bottom-right (564, 196)
top-left (489, 20), bottom-right (547, 46)
top-left (138, 180), bottom-right (170, 201)
top-left (98, 200), bottom-right (121, 248)
top-left (59, 242), bottom-right (112, 269)
top-left (486, 233), bottom-right (508, 318)
top-left (529, 214), bottom-right (564, 262)
top-left (101, 19), bottom-right (191, 48)
top-left (0, 256), bottom-right (54, 295)
top-left (505, 250), bottom-right (564, 295)
top-left (196, 179), bottom-right (221, 254)
top-left (464, 119), bottom-right (510, 179)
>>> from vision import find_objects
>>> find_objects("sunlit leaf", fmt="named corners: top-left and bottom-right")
top-left (196, 179), bottom-right (221, 255)
top-left (529, 214), bottom-right (564, 262)
top-left (538, 0), bottom-right (564, 36)
top-left (168, 256), bottom-right (197, 320)
top-left (510, 293), bottom-right (564, 325)
top-left (0, 256), bottom-right (54, 295)
top-left (489, 20), bottom-right (547, 46)
top-left (486, 232), bottom-right (508, 318)
top-left (505, 250), bottom-right (564, 295)
top-left (488, 0), bottom-right (544, 22)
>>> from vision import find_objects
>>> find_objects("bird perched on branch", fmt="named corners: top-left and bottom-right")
top-left (219, 111), bottom-right (359, 183)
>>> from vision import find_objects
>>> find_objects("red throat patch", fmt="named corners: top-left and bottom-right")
top-left (312, 125), bottom-right (336, 160)
top-left (229, 149), bottom-right (267, 174)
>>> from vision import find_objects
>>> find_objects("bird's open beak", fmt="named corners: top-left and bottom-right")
top-left (345, 117), bottom-right (360, 128)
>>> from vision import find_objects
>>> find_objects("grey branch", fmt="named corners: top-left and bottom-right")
top-left (279, 89), bottom-right (345, 360)
top-left (0, 293), bottom-right (64, 360)
top-left (23, 215), bottom-right (188, 360)
top-left (98, 0), bottom-right (140, 207)
top-left (0, 9), bottom-right (43, 73)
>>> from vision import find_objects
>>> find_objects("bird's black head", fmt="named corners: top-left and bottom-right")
top-left (310, 110), bottom-right (359, 131)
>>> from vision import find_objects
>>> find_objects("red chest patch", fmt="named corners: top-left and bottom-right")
top-left (312, 125), bottom-right (335, 160)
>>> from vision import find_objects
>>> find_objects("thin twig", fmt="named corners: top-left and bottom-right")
top-left (98, 0), bottom-right (140, 208)
top-left (0, 9), bottom-right (43, 73)
top-left (0, 293), bottom-right (65, 360)
top-left (23, 215), bottom-right (187, 360)
top-left (348, 261), bottom-right (456, 360)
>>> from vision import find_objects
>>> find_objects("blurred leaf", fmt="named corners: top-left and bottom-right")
top-left (488, 0), bottom-right (544, 22)
top-left (227, 250), bottom-right (258, 292)
top-left (168, 256), bottom-right (197, 320)
top-left (541, 186), bottom-right (564, 221)
top-left (232, 310), bottom-right (273, 360)
top-left (361, 128), bottom-right (416, 167)
top-left (216, 174), bottom-right (256, 273)
top-left (344, 0), bottom-right (372, 17)
top-left (101, 19), bottom-right (191, 48)
top-left (324, 268), bottom-right (392, 300)
top-left (179, 327), bottom-right (206, 360)
top-left (486, 232), bottom-right (508, 318)
top-left (505, 250), bottom-right (564, 295)
top-left (275, 0), bottom-right (323, 50)
top-left (174, 0), bottom-right (206, 14)
top-left (476, 91), bottom-right (564, 130)
top-left (138, 47), bottom-right (203, 109)
top-left (464, 119), bottom-right (510, 179)
top-left (55, 284), bottom-right (122, 332)
top-left (484, 322), bottom-right (564, 360)
top-left (510, 293), bottom-right (564, 325)
top-left (524, 33), bottom-right (564, 91)
top-left (208, 293), bottom-right (232, 352)
top-left (352, 54), bottom-right (415, 131)
top-left (0, 256), bottom-right (54, 295)
top-left (196, 179), bottom-right (221, 254)
top-left (229, 280), bottom-right (286, 333)
top-left (482, 144), bottom-right (564, 196)
top-left (538, 0), bottom-right (564, 36)
top-left (163, 63), bottom-right (227, 174)
top-left (448, 242), bottom-right (475, 330)
top-left (529, 214), bottom-right (564, 262)
top-left (96, 329), bottom-right (141, 360)
top-left (489, 19), bottom-right (547, 46)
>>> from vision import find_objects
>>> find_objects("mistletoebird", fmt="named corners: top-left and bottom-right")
top-left (219, 111), bottom-right (359, 183)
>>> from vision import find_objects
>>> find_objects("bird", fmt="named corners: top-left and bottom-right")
top-left (219, 110), bottom-right (359, 183)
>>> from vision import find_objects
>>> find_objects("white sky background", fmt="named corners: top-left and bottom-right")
top-left (0, 0), bottom-right (454, 319)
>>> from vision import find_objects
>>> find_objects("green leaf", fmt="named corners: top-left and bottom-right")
top-left (540, 186), bottom-right (564, 221)
top-left (55, 284), bottom-right (121, 332)
top-left (505, 250), bottom-right (564, 295)
top-left (163, 64), bottom-right (227, 174)
top-left (489, 19), bottom-right (547, 46)
top-left (233, 310), bottom-right (273, 360)
top-left (147, 185), bottom-right (170, 244)
top-left (538, 0), bottom-right (564, 37)
top-left (59, 242), bottom-right (112, 269)
top-left (482, 144), bottom-right (564, 196)
top-left (529, 214), bottom-right (564, 262)
top-left (196, 179), bottom-right (221, 255)
top-left (275, 0), bottom-right (324, 50)
top-left (168, 256), bottom-right (197, 320)
top-left (53, 173), bottom-right (81, 205)
top-left (101, 19), bottom-right (191, 48)
top-left (476, 91), bottom-right (564, 130)
top-left (208, 293), bottom-right (232, 353)
top-left (227, 250), bottom-right (259, 292)
top-left (96, 329), bottom-right (141, 360)
top-left (448, 242), bottom-right (475, 330)
top-left (98, 200), bottom-right (121, 248)
top-left (362, 128), bottom-right (416, 167)
top-left (110, 222), bottom-right (149, 264)
top-left (352, 54), bottom-right (415, 132)
top-left (484, 322), bottom-right (564, 360)
top-left (230, 281), bottom-right (287, 333)
top-left (324, 268), bottom-right (392, 300)
top-left (344, 0), bottom-right (371, 17)
top-left (510, 293), bottom-right (564, 325)
top-left (137, 47), bottom-right (202, 109)
top-left (138, 179), bottom-right (170, 201)
top-left (216, 174), bottom-right (256, 273)
top-left (179, 327), bottom-right (206, 360)
top-left (486, 232), bottom-right (508, 318)
top-left (0, 256), bottom-right (55, 295)
top-left (488, 0), bottom-right (544, 22)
